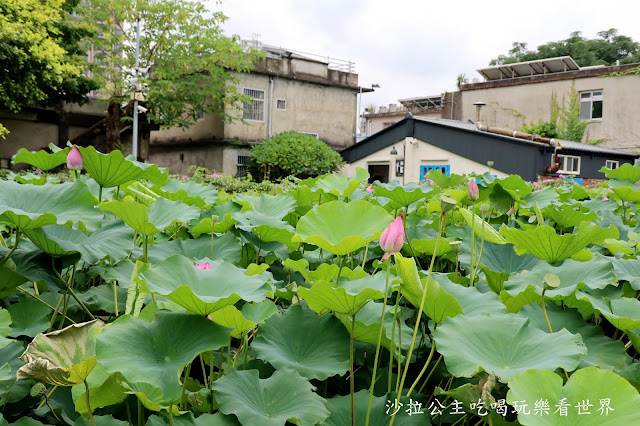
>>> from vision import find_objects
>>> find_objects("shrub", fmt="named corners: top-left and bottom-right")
top-left (250, 131), bottom-right (344, 180)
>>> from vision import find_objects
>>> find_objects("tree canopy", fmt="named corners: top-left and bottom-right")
top-left (79, 0), bottom-right (262, 150)
top-left (490, 29), bottom-right (640, 66)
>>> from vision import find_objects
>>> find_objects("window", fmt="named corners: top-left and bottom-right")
top-left (236, 155), bottom-right (250, 177)
top-left (396, 160), bottom-right (404, 176)
top-left (196, 109), bottom-right (205, 121)
top-left (300, 132), bottom-right (319, 138)
top-left (276, 99), bottom-right (286, 110)
top-left (580, 90), bottom-right (603, 120)
top-left (605, 160), bottom-right (619, 169)
top-left (242, 88), bottom-right (265, 121)
top-left (557, 154), bottom-right (581, 174)
top-left (420, 165), bottom-right (450, 179)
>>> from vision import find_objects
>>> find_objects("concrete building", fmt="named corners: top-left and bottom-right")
top-left (340, 115), bottom-right (638, 184)
top-left (459, 56), bottom-right (640, 153)
top-left (150, 42), bottom-right (364, 175)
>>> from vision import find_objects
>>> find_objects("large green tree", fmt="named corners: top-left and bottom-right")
top-left (0, 0), bottom-right (98, 138)
top-left (490, 29), bottom-right (640, 66)
top-left (79, 0), bottom-right (262, 151)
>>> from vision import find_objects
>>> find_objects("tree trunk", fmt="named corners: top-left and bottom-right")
top-left (56, 101), bottom-right (69, 148)
top-left (106, 100), bottom-right (123, 152)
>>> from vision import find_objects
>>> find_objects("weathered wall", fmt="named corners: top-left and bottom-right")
top-left (151, 113), bottom-right (224, 144)
top-left (460, 73), bottom-right (640, 152)
top-left (340, 137), bottom-right (509, 183)
top-left (148, 144), bottom-right (225, 175)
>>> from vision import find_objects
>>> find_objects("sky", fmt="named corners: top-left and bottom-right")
top-left (214, 0), bottom-right (640, 109)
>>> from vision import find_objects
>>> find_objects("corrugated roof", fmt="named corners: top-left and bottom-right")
top-left (413, 117), bottom-right (637, 158)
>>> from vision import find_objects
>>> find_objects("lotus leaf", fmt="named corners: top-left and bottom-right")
top-left (543, 204), bottom-right (599, 229)
top-left (101, 198), bottom-right (200, 236)
top-left (324, 390), bottom-right (428, 425)
top-left (293, 200), bottom-right (393, 255)
top-left (600, 162), bottom-right (640, 182)
top-left (212, 369), bottom-right (330, 426)
top-left (459, 208), bottom-right (506, 244)
top-left (96, 312), bottom-right (230, 403)
top-left (6, 298), bottom-right (50, 338)
top-left (433, 314), bottom-right (586, 381)
top-left (372, 181), bottom-right (434, 208)
top-left (17, 320), bottom-right (104, 386)
top-left (79, 146), bottom-right (165, 188)
top-left (507, 367), bottom-right (640, 425)
top-left (11, 147), bottom-right (71, 171)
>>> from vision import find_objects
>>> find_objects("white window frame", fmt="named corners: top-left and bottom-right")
top-left (196, 109), bottom-right (206, 121)
top-left (579, 90), bottom-right (603, 121)
top-left (556, 154), bottom-right (581, 175)
top-left (300, 132), bottom-right (319, 138)
top-left (605, 160), bottom-right (619, 169)
top-left (276, 98), bottom-right (287, 111)
top-left (242, 88), bottom-right (265, 122)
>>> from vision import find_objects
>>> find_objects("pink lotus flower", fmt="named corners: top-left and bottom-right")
top-left (467, 178), bottom-right (479, 201)
top-left (608, 188), bottom-right (614, 193)
top-left (366, 184), bottom-right (374, 193)
top-left (508, 206), bottom-right (515, 216)
top-left (380, 216), bottom-right (405, 261)
top-left (207, 315), bottom-right (212, 320)
top-left (195, 262), bottom-right (211, 270)
top-left (428, 179), bottom-right (435, 185)
top-left (533, 181), bottom-right (540, 187)
top-left (602, 196), bottom-right (609, 201)
top-left (66, 146), bottom-right (83, 171)
top-left (558, 174), bottom-right (566, 178)
top-left (210, 173), bottom-right (223, 178)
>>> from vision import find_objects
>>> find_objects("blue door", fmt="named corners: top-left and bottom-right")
top-left (420, 165), bottom-right (450, 180)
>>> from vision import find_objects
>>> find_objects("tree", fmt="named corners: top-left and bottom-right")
top-left (250, 132), bottom-right (345, 180)
top-left (489, 29), bottom-right (640, 66)
top-left (79, 0), bottom-right (262, 151)
top-left (0, 0), bottom-right (98, 137)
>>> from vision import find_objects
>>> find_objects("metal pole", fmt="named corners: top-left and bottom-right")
top-left (132, 17), bottom-right (141, 159)
top-left (357, 87), bottom-right (362, 136)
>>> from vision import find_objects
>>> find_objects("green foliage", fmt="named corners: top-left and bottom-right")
top-left (490, 29), bottom-right (640, 66)
top-left (250, 131), bottom-right (345, 180)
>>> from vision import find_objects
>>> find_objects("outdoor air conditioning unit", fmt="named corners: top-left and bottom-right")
top-left (472, 78), bottom-right (480, 83)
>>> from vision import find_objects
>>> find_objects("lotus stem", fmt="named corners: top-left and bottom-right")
top-left (199, 354), bottom-right (208, 389)
top-left (51, 260), bottom-right (95, 320)
top-left (180, 363), bottom-right (191, 411)
top-left (469, 201), bottom-right (476, 285)
top-left (143, 235), bottom-right (149, 264)
top-left (17, 287), bottom-right (76, 325)
top-left (395, 315), bottom-right (402, 394)
top-left (113, 281), bottom-right (119, 316)
top-left (350, 314), bottom-right (356, 426)
top-left (471, 213), bottom-right (487, 286)
top-left (0, 229), bottom-right (19, 267)
top-left (406, 340), bottom-right (436, 398)
top-left (84, 380), bottom-right (97, 426)
top-left (365, 260), bottom-right (391, 426)
top-left (390, 211), bottom-right (446, 426)
top-left (625, 340), bottom-right (633, 350)
top-left (210, 216), bottom-right (216, 260)
top-left (361, 243), bottom-right (369, 269)
top-left (388, 301), bottom-right (396, 394)
top-left (169, 402), bottom-right (174, 426)
top-left (402, 207), bottom-right (422, 270)
top-left (336, 255), bottom-right (347, 284)
top-left (98, 186), bottom-right (103, 203)
top-left (541, 290), bottom-right (553, 333)
top-left (418, 354), bottom-right (443, 394)
top-left (138, 398), bottom-right (143, 426)
top-left (210, 350), bottom-right (215, 413)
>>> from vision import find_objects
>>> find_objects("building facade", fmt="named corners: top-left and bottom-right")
top-left (150, 43), bottom-right (361, 175)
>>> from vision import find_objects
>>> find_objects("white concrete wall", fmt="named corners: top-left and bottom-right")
top-left (460, 73), bottom-right (640, 152)
top-left (340, 137), bottom-right (509, 183)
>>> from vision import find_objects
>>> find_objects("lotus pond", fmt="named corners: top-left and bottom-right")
top-left (1, 145), bottom-right (640, 425)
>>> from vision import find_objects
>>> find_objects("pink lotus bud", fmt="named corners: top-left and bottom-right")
top-left (602, 196), bottom-right (609, 201)
top-left (366, 184), bottom-right (374, 193)
top-left (608, 188), bottom-right (614, 193)
top-left (467, 178), bottom-right (479, 201)
top-left (66, 146), bottom-right (83, 171)
top-left (207, 315), bottom-right (212, 320)
top-left (380, 216), bottom-right (405, 261)
top-left (195, 262), bottom-right (211, 270)
top-left (508, 206), bottom-right (515, 216)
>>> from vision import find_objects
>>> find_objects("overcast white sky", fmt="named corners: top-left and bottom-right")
top-left (214, 0), bottom-right (640, 108)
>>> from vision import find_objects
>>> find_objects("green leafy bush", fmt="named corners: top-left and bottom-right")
top-left (250, 131), bottom-right (345, 180)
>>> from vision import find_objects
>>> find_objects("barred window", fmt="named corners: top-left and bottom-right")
top-left (236, 155), bottom-right (250, 177)
top-left (276, 99), bottom-right (287, 110)
top-left (243, 88), bottom-right (265, 121)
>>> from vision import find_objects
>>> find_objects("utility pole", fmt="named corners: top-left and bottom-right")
top-left (132, 17), bottom-right (141, 160)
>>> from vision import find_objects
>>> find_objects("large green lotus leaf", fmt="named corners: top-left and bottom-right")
top-left (423, 170), bottom-right (466, 189)
top-left (500, 223), bottom-right (619, 264)
top-left (293, 200), bottom-right (392, 255)
top-left (467, 242), bottom-right (538, 293)
top-left (89, 260), bottom-right (135, 288)
top-left (155, 179), bottom-right (218, 207)
top-left (297, 273), bottom-right (387, 316)
top-left (0, 248), bottom-right (67, 295)
top-left (0, 309), bottom-right (11, 349)
top-left (241, 300), bottom-right (278, 324)
top-left (252, 305), bottom-right (350, 380)
top-left (610, 184), bottom-right (640, 203)
top-left (610, 255), bottom-right (640, 290)
top-left (522, 186), bottom-right (560, 209)
top-left (282, 258), bottom-right (368, 284)
top-left (0, 181), bottom-right (101, 231)
top-left (16, 320), bottom-right (104, 386)
top-left (212, 368), bottom-right (329, 426)
top-left (124, 154), bottom-right (169, 186)
top-left (24, 220), bottom-right (134, 263)
top-left (604, 239), bottom-right (635, 256)
top-left (146, 233), bottom-right (241, 264)
top-left (507, 367), bottom-right (640, 425)
top-left (139, 255), bottom-right (272, 315)
top-left (500, 257), bottom-right (615, 312)
top-left (324, 390), bottom-right (428, 425)
top-left (395, 254), bottom-right (463, 323)
top-left (232, 209), bottom-right (296, 247)
top-left (11, 147), bottom-right (71, 171)
top-left (190, 202), bottom-right (242, 236)
top-left (543, 204), bottom-right (599, 229)
top-left (208, 305), bottom-right (256, 338)
top-left (101, 198), bottom-right (200, 236)
top-left (71, 364), bottom-right (126, 415)
top-left (234, 193), bottom-right (297, 220)
top-left (313, 174), bottom-right (362, 198)
top-left (74, 284), bottom-right (127, 315)
top-left (410, 237), bottom-right (454, 256)
top-left (372, 181), bottom-right (434, 208)
top-left (96, 312), bottom-right (230, 403)
top-left (6, 298), bottom-right (49, 338)
top-left (0, 341), bottom-right (29, 405)
top-left (431, 273), bottom-right (507, 316)
top-left (517, 304), bottom-right (628, 372)
top-left (492, 174), bottom-right (532, 199)
top-left (335, 302), bottom-right (414, 354)
top-left (433, 314), bottom-right (586, 381)
top-left (489, 182), bottom-right (515, 212)
top-left (573, 292), bottom-right (640, 330)
top-left (459, 208), bottom-right (506, 244)
top-left (601, 162), bottom-right (640, 182)
top-left (79, 146), bottom-right (164, 188)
